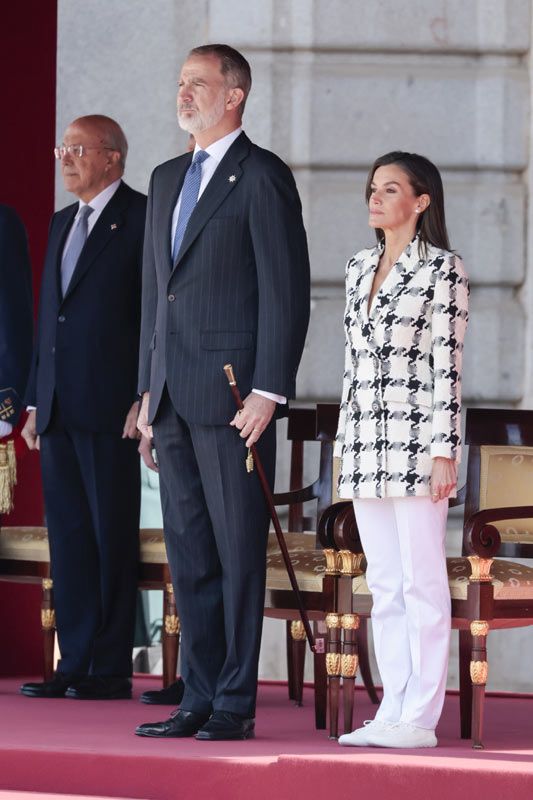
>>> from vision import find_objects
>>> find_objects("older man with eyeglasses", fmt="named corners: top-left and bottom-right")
top-left (20, 115), bottom-right (147, 700)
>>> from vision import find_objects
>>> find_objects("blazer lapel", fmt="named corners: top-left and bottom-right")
top-left (61, 182), bottom-right (129, 303)
top-left (171, 132), bottom-right (250, 276)
top-left (350, 246), bottom-right (381, 327)
top-left (368, 235), bottom-right (424, 327)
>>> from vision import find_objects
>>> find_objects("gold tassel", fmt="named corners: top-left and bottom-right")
top-left (246, 448), bottom-right (254, 473)
top-left (7, 440), bottom-right (16, 486)
top-left (0, 444), bottom-right (14, 515)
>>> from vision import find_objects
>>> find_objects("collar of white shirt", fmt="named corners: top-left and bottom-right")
top-left (76, 178), bottom-right (122, 232)
top-left (194, 126), bottom-right (242, 166)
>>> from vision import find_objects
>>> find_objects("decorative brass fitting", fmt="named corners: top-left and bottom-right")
top-left (341, 654), bottom-right (359, 678)
top-left (41, 609), bottom-right (56, 630)
top-left (470, 620), bottom-right (490, 638)
top-left (290, 620), bottom-right (306, 641)
top-left (470, 660), bottom-right (488, 685)
top-left (341, 614), bottom-right (360, 631)
top-left (164, 614), bottom-right (180, 635)
top-left (326, 653), bottom-right (341, 676)
top-left (467, 556), bottom-right (493, 582)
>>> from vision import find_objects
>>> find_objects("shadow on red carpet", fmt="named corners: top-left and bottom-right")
top-left (0, 678), bottom-right (532, 799)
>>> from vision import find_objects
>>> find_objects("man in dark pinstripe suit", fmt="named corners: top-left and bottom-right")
top-left (136, 44), bottom-right (310, 741)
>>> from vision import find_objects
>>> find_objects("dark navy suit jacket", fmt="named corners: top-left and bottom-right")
top-left (139, 132), bottom-right (310, 425)
top-left (0, 205), bottom-right (33, 426)
top-left (26, 182), bottom-right (147, 434)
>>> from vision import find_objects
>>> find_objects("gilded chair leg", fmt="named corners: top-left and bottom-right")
top-left (326, 613), bottom-right (342, 739)
top-left (470, 620), bottom-right (490, 749)
top-left (459, 629), bottom-right (473, 739)
top-left (162, 583), bottom-right (180, 688)
top-left (41, 577), bottom-right (55, 681)
top-left (313, 621), bottom-right (327, 730)
top-left (341, 614), bottom-right (360, 734)
top-left (288, 620), bottom-right (306, 706)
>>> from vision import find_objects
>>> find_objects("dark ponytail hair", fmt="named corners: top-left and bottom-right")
top-left (365, 151), bottom-right (451, 256)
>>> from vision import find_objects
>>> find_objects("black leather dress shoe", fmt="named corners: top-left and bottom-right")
top-left (195, 711), bottom-right (255, 741)
top-left (135, 709), bottom-right (210, 738)
top-left (20, 673), bottom-right (81, 698)
top-left (66, 676), bottom-right (132, 700)
top-left (140, 678), bottom-right (185, 705)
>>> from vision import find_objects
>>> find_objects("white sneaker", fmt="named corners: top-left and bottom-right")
top-left (338, 719), bottom-right (396, 747)
top-left (366, 722), bottom-right (437, 749)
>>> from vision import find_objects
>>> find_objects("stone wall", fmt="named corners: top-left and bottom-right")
top-left (57, 0), bottom-right (533, 691)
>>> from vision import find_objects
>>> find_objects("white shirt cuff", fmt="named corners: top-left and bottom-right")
top-left (252, 389), bottom-right (287, 404)
top-left (0, 421), bottom-right (13, 438)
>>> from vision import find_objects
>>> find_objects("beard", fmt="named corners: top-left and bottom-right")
top-left (178, 93), bottom-right (226, 134)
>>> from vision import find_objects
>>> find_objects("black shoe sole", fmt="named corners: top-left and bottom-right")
top-left (66, 690), bottom-right (132, 700)
top-left (134, 727), bottom-right (199, 738)
top-left (195, 730), bottom-right (255, 741)
top-left (19, 690), bottom-right (68, 698)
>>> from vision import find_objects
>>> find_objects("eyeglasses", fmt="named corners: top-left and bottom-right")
top-left (54, 144), bottom-right (115, 159)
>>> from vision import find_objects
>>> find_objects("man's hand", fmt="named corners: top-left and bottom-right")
top-left (137, 392), bottom-right (152, 440)
top-left (230, 391), bottom-right (276, 447)
top-left (22, 410), bottom-right (40, 451)
top-left (138, 434), bottom-right (158, 472)
top-left (430, 457), bottom-right (457, 503)
top-left (123, 401), bottom-right (141, 439)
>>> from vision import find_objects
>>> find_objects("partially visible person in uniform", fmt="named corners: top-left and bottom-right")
top-left (20, 115), bottom-right (147, 701)
top-left (335, 151), bottom-right (468, 749)
top-left (0, 205), bottom-right (33, 513)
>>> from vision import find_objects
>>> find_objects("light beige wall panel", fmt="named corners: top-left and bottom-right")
top-left (208, 0), bottom-right (530, 53)
top-left (287, 54), bottom-right (528, 170)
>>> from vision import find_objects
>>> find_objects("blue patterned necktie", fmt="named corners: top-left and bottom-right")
top-left (172, 149), bottom-right (209, 264)
top-left (61, 204), bottom-right (94, 296)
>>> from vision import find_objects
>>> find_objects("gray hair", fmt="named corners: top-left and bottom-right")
top-left (188, 44), bottom-right (252, 116)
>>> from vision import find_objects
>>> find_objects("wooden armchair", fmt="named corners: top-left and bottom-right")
top-left (0, 525), bottom-right (180, 688)
top-left (265, 404), bottom-right (377, 730)
top-left (318, 407), bottom-right (533, 748)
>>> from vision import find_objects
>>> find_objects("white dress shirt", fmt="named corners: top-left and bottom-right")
top-left (0, 421), bottom-right (12, 438)
top-left (171, 128), bottom-right (286, 406)
top-left (28, 179), bottom-right (122, 414)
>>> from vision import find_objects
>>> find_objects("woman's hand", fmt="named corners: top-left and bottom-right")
top-left (430, 457), bottom-right (457, 502)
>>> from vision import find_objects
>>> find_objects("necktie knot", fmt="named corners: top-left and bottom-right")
top-left (78, 204), bottom-right (94, 222)
top-left (192, 150), bottom-right (209, 167)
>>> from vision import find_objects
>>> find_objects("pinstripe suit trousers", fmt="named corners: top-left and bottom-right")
top-left (153, 388), bottom-right (276, 717)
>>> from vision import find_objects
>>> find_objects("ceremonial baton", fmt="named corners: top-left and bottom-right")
top-left (224, 364), bottom-right (316, 653)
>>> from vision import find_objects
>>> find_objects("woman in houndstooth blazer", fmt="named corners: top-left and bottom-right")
top-left (335, 152), bottom-right (469, 749)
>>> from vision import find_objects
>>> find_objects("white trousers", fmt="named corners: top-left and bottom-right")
top-left (353, 496), bottom-right (450, 730)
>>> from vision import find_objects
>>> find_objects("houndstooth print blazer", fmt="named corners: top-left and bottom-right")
top-left (334, 235), bottom-right (469, 499)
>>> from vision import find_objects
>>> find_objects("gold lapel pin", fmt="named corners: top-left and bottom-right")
top-left (228, 175), bottom-right (237, 183)
top-left (110, 223), bottom-right (118, 230)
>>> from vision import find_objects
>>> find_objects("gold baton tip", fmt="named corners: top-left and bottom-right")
top-left (224, 364), bottom-right (236, 385)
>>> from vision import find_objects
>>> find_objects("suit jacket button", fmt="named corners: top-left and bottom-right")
top-left (51, 347), bottom-right (55, 354)
top-left (168, 294), bottom-right (176, 302)
top-left (372, 401), bottom-right (380, 413)
top-left (58, 315), bottom-right (66, 323)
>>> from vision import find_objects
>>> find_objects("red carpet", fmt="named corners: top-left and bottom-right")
top-left (0, 677), bottom-right (532, 799)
